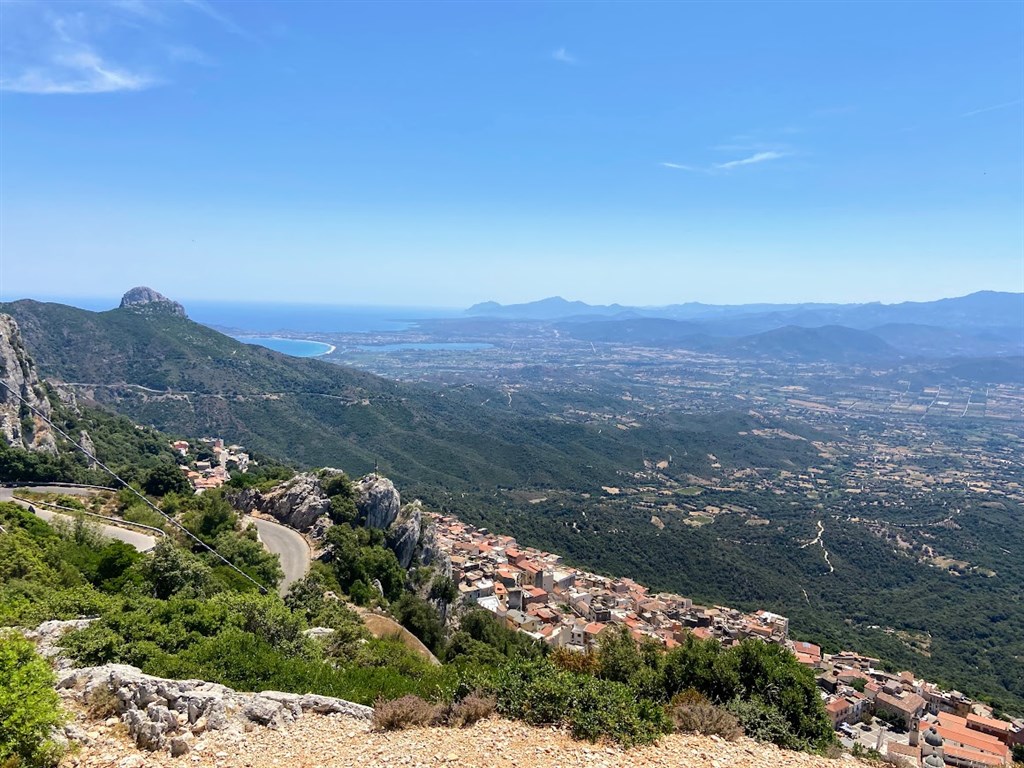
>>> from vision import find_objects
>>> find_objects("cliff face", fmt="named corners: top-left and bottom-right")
top-left (231, 471), bottom-right (444, 574)
top-left (0, 313), bottom-right (57, 453)
top-left (231, 473), bottom-right (334, 533)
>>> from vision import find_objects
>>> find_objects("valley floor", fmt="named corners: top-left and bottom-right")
top-left (62, 708), bottom-right (864, 768)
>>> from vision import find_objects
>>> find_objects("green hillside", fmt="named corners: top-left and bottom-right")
top-left (0, 299), bottom-right (819, 503)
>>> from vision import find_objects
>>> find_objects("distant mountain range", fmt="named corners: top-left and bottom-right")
top-left (469, 292), bottom-right (1024, 363)
top-left (468, 291), bottom-right (1023, 326)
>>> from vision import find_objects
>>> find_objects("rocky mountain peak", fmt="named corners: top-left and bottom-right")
top-left (119, 287), bottom-right (187, 317)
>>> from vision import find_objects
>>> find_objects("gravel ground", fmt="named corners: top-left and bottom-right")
top-left (61, 707), bottom-right (863, 768)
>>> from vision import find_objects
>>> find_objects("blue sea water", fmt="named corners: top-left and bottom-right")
top-left (234, 336), bottom-right (335, 357)
top-left (19, 296), bottom-right (461, 334)
top-left (187, 301), bottom-right (458, 334)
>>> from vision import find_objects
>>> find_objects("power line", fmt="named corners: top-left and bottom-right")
top-left (0, 379), bottom-right (268, 594)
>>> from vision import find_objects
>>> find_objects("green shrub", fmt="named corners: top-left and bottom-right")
top-left (486, 658), bottom-right (668, 747)
top-left (0, 632), bottom-right (65, 768)
top-left (727, 698), bottom-right (805, 750)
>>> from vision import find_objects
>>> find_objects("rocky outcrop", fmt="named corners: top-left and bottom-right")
top-left (57, 664), bottom-right (372, 754)
top-left (356, 474), bottom-right (401, 530)
top-left (0, 313), bottom-right (57, 454)
top-left (417, 517), bottom-right (452, 579)
top-left (24, 618), bottom-right (96, 665)
top-left (229, 472), bottom-right (334, 534)
top-left (386, 501), bottom-right (422, 569)
top-left (119, 287), bottom-right (187, 318)
top-left (232, 470), bottom-right (440, 573)
top-left (79, 429), bottom-right (99, 468)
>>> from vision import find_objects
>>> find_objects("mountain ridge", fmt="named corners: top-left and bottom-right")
top-left (467, 291), bottom-right (1024, 332)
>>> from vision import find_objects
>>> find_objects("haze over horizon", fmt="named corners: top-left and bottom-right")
top-left (1, 287), bottom-right (1021, 316)
top-left (1, 1), bottom-right (1022, 305)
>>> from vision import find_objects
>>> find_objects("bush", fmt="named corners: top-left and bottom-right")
top-left (667, 692), bottom-right (743, 740)
top-left (727, 698), bottom-right (805, 750)
top-left (0, 632), bottom-right (65, 768)
top-left (487, 658), bottom-right (668, 747)
top-left (372, 695), bottom-right (444, 731)
top-left (448, 691), bottom-right (496, 727)
top-left (550, 646), bottom-right (601, 675)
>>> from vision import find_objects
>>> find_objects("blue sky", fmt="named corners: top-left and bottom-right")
top-left (1, 1), bottom-right (1022, 307)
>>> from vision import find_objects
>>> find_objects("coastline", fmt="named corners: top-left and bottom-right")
top-left (234, 335), bottom-right (337, 357)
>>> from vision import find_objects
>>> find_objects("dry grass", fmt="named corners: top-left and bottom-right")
top-left (85, 686), bottom-right (121, 720)
top-left (372, 695), bottom-right (444, 731)
top-left (667, 692), bottom-right (742, 741)
top-left (448, 692), bottom-right (496, 728)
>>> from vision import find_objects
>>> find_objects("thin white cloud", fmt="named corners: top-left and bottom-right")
top-left (552, 47), bottom-right (577, 65)
top-left (660, 162), bottom-right (695, 171)
top-left (0, 1), bottom-right (235, 96)
top-left (182, 0), bottom-right (255, 40)
top-left (0, 48), bottom-right (154, 94)
top-left (109, 0), bottom-right (166, 22)
top-left (714, 151), bottom-right (787, 170)
top-left (960, 99), bottom-right (1023, 118)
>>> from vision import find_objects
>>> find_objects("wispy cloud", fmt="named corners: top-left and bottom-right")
top-left (183, 0), bottom-right (254, 40)
top-left (552, 47), bottom-right (577, 65)
top-left (1, 44), bottom-right (154, 94)
top-left (659, 148), bottom-right (791, 174)
top-left (715, 151), bottom-right (787, 170)
top-left (1, 1), bottom-right (240, 96)
top-left (960, 99), bottom-right (1023, 118)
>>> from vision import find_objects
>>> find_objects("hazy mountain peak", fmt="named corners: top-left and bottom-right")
top-left (119, 287), bottom-right (187, 317)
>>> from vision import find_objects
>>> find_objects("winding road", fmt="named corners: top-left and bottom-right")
top-left (0, 485), bottom-right (158, 552)
top-left (1, 484), bottom-right (312, 592)
top-left (245, 515), bottom-right (312, 596)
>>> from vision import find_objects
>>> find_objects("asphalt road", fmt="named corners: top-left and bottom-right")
top-left (0, 485), bottom-right (158, 552)
top-left (246, 515), bottom-right (312, 596)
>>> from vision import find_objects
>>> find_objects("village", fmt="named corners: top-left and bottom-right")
top-left (170, 437), bottom-right (251, 491)
top-left (432, 511), bottom-right (1024, 768)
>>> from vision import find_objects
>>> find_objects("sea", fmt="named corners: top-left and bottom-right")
top-left (23, 296), bottom-right (468, 358)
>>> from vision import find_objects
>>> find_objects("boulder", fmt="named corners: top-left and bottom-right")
top-left (123, 708), bottom-right (168, 751)
top-left (169, 734), bottom-right (192, 757)
top-left (229, 472), bottom-right (332, 533)
top-left (241, 697), bottom-right (284, 727)
top-left (297, 693), bottom-right (373, 719)
top-left (356, 474), bottom-right (401, 530)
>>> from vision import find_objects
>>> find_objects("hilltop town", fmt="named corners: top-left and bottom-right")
top-left (433, 512), bottom-right (1024, 767)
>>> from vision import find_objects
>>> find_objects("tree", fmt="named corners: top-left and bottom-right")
top-left (143, 464), bottom-right (191, 497)
top-left (0, 632), bottom-right (65, 767)
top-left (212, 527), bottom-right (283, 590)
top-left (390, 593), bottom-right (445, 655)
top-left (139, 538), bottom-right (212, 599)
